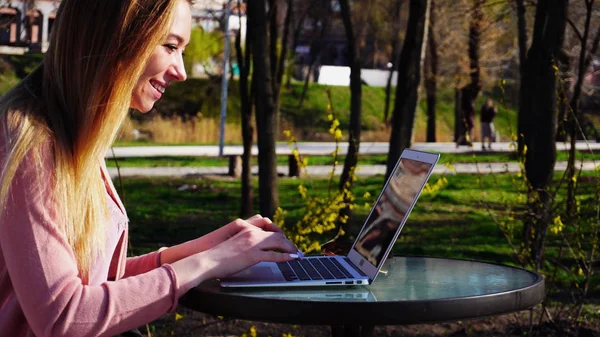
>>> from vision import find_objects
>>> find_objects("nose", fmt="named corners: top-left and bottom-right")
top-left (169, 52), bottom-right (187, 82)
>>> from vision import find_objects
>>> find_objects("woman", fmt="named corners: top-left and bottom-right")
top-left (0, 1), bottom-right (298, 336)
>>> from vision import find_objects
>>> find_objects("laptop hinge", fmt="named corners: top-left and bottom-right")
top-left (344, 257), bottom-right (367, 277)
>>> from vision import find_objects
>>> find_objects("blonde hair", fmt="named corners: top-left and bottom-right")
top-left (0, 0), bottom-right (182, 280)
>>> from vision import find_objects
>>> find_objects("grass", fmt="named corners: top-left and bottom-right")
top-left (121, 171), bottom-right (600, 296)
top-left (105, 150), bottom-right (600, 168)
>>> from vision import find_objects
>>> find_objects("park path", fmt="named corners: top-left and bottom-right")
top-left (106, 142), bottom-right (600, 178)
top-left (107, 141), bottom-right (600, 157)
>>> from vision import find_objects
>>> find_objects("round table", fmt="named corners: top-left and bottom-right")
top-left (180, 256), bottom-right (545, 337)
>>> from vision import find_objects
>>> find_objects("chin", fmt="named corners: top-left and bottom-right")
top-left (131, 101), bottom-right (154, 113)
top-left (137, 106), bottom-right (154, 113)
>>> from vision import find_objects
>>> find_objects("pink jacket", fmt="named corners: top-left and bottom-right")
top-left (0, 140), bottom-right (184, 336)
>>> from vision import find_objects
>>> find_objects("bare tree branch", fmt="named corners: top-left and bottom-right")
top-left (567, 17), bottom-right (584, 42)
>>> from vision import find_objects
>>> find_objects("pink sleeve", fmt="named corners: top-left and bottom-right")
top-left (0, 147), bottom-right (179, 337)
top-left (124, 248), bottom-right (166, 277)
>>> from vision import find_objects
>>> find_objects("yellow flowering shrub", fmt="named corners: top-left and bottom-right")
top-left (275, 90), bottom-right (370, 253)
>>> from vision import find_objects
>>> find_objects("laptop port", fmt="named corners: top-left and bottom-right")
top-left (325, 282), bottom-right (343, 285)
top-left (345, 281), bottom-right (353, 285)
top-left (356, 281), bottom-right (362, 284)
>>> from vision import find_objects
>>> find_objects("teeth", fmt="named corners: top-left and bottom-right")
top-left (151, 82), bottom-right (165, 93)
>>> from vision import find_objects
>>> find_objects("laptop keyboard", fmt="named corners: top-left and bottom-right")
top-left (276, 257), bottom-right (357, 281)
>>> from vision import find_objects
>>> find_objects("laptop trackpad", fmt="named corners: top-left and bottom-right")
top-left (224, 262), bottom-right (284, 283)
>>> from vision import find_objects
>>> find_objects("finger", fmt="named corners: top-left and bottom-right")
top-left (245, 214), bottom-right (263, 221)
top-left (259, 250), bottom-right (299, 263)
top-left (257, 232), bottom-right (298, 253)
top-left (222, 219), bottom-right (250, 239)
top-left (246, 217), bottom-right (283, 233)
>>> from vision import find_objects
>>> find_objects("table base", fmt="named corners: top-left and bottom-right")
top-left (331, 324), bottom-right (374, 337)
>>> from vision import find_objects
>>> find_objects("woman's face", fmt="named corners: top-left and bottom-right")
top-left (130, 0), bottom-right (191, 112)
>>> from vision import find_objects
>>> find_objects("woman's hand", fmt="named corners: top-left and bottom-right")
top-left (197, 223), bottom-right (298, 280)
top-left (169, 217), bottom-right (298, 291)
top-left (160, 215), bottom-right (293, 266)
top-left (197, 214), bottom-right (285, 252)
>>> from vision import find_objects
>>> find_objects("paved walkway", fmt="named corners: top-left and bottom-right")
top-left (105, 141), bottom-right (600, 178)
top-left (107, 141), bottom-right (600, 158)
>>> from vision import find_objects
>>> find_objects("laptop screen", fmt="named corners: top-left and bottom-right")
top-left (353, 157), bottom-right (433, 268)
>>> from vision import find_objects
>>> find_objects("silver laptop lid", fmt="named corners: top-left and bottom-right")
top-left (347, 149), bottom-right (439, 282)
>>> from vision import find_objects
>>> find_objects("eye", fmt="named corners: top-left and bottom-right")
top-left (163, 44), bottom-right (178, 53)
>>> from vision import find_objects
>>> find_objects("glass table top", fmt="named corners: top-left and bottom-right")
top-left (181, 256), bottom-right (545, 326)
top-left (216, 256), bottom-right (542, 303)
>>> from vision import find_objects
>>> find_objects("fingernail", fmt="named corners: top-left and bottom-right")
top-left (289, 254), bottom-right (299, 259)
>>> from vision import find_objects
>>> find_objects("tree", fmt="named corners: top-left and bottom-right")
top-left (515, 0), bottom-right (528, 80)
top-left (235, 0), bottom-right (254, 217)
top-left (297, 2), bottom-right (332, 108)
top-left (383, 0), bottom-right (404, 125)
top-left (244, 0), bottom-right (294, 218)
top-left (563, 0), bottom-right (600, 220)
top-left (456, 0), bottom-right (484, 146)
top-left (386, 0), bottom-right (431, 178)
top-left (183, 27), bottom-right (223, 77)
top-left (270, 0), bottom-right (293, 117)
top-left (338, 0), bottom-right (362, 195)
top-left (424, 0), bottom-right (438, 142)
top-left (247, 0), bottom-right (279, 218)
top-left (285, 0), bottom-right (316, 89)
top-left (519, 0), bottom-right (568, 270)
top-left (515, 0), bottom-right (528, 153)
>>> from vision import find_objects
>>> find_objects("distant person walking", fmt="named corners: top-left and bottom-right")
top-left (480, 99), bottom-right (498, 151)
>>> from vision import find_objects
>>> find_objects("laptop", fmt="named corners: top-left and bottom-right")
top-left (224, 286), bottom-right (377, 302)
top-left (220, 148), bottom-right (440, 288)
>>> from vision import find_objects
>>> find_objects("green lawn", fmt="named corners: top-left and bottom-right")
top-left (122, 173), bottom-right (516, 259)
top-left (121, 171), bottom-right (599, 296)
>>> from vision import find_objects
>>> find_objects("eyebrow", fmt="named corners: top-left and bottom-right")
top-left (167, 33), bottom-right (189, 47)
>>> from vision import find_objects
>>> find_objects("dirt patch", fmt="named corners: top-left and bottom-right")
top-left (146, 306), bottom-right (600, 337)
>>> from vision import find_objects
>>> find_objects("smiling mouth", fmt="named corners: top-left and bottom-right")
top-left (150, 80), bottom-right (166, 94)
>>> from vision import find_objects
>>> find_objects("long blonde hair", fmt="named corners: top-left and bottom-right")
top-left (0, 0), bottom-right (181, 280)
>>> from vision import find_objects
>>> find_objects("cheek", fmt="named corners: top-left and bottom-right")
top-left (133, 54), bottom-right (161, 94)
top-left (141, 51), bottom-right (167, 78)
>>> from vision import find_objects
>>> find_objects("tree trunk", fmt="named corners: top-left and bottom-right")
top-left (274, 0), bottom-right (292, 106)
top-left (271, 0), bottom-right (292, 131)
top-left (466, 0), bottom-right (484, 133)
top-left (248, 0), bottom-right (279, 218)
top-left (555, 48), bottom-right (571, 143)
top-left (454, 72), bottom-right (462, 142)
top-left (424, 0), bottom-right (437, 142)
top-left (286, 0), bottom-right (311, 89)
top-left (515, 0), bottom-right (528, 152)
top-left (519, 0), bottom-right (568, 270)
top-left (383, 0), bottom-right (403, 125)
top-left (516, 0), bottom-right (528, 79)
top-left (297, 12), bottom-right (330, 108)
top-left (338, 0), bottom-right (362, 193)
top-left (386, 0), bottom-right (431, 179)
top-left (269, 0), bottom-right (279, 97)
top-left (467, 0), bottom-right (483, 100)
top-left (566, 0), bottom-right (600, 220)
top-left (236, 3), bottom-right (254, 218)
top-left (454, 0), bottom-right (484, 147)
